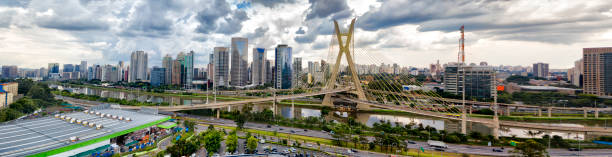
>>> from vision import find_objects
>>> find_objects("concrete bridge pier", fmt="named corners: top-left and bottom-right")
top-left (584, 109), bottom-right (588, 118)
top-left (595, 108), bottom-right (599, 118)
top-left (538, 108), bottom-right (542, 117)
top-left (505, 106), bottom-right (511, 116)
top-left (469, 105), bottom-right (473, 114)
top-left (548, 107), bottom-right (552, 117)
top-left (217, 108), bottom-right (220, 119)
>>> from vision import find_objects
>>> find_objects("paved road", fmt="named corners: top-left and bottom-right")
top-left (182, 114), bottom-right (612, 157)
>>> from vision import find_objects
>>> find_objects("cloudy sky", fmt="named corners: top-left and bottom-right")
top-left (1, 0), bottom-right (611, 69)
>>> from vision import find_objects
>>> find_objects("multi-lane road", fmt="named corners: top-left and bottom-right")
top-left (182, 114), bottom-right (612, 157)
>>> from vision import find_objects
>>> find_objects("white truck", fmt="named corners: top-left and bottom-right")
top-left (427, 140), bottom-right (447, 148)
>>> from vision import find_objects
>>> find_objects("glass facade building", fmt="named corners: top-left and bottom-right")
top-left (275, 44), bottom-right (293, 89)
top-left (230, 37), bottom-right (248, 86)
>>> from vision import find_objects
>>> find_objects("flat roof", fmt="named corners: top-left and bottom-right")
top-left (520, 85), bottom-right (581, 91)
top-left (0, 109), bottom-right (169, 157)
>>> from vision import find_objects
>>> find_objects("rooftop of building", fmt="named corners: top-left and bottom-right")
top-left (519, 85), bottom-right (581, 91)
top-left (0, 106), bottom-right (169, 157)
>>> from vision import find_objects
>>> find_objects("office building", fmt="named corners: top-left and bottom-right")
top-left (293, 57), bottom-right (302, 86)
top-left (444, 64), bottom-right (495, 98)
top-left (129, 51), bottom-right (148, 82)
top-left (214, 47), bottom-right (230, 87)
top-left (181, 51), bottom-right (195, 88)
top-left (230, 37), bottom-right (248, 86)
top-left (1, 65), bottom-right (18, 79)
top-left (80, 61), bottom-right (87, 78)
top-left (48, 63), bottom-right (60, 75)
top-left (63, 64), bottom-right (74, 73)
top-left (532, 62), bottom-right (549, 78)
top-left (583, 47), bottom-right (612, 97)
top-left (208, 53), bottom-right (214, 82)
top-left (102, 65), bottom-right (119, 82)
top-left (265, 60), bottom-right (273, 84)
top-left (252, 48), bottom-right (267, 85)
top-left (162, 55), bottom-right (173, 85)
top-left (150, 67), bottom-right (165, 87)
top-left (87, 67), bottom-right (94, 80)
top-left (274, 44), bottom-right (293, 89)
top-left (171, 59), bottom-right (181, 86)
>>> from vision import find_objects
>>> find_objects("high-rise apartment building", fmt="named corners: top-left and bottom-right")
top-left (252, 48), bottom-right (267, 85)
top-left (274, 44), bottom-right (293, 89)
top-left (129, 51), bottom-right (148, 82)
top-left (444, 64), bottom-right (495, 98)
top-left (150, 67), bottom-right (165, 87)
top-left (214, 47), bottom-right (230, 87)
top-left (568, 59), bottom-right (583, 87)
top-left (171, 59), bottom-right (181, 85)
top-left (101, 64), bottom-right (118, 82)
top-left (583, 47), bottom-right (612, 97)
top-left (1, 66), bottom-right (18, 79)
top-left (532, 62), bottom-right (549, 78)
top-left (162, 55), bottom-right (173, 85)
top-left (230, 37), bottom-right (248, 86)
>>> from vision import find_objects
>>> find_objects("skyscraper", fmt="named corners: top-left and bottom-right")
top-left (80, 61), bottom-right (87, 79)
top-left (207, 53), bottom-right (214, 82)
top-left (230, 37), bottom-right (248, 86)
top-left (293, 57), bottom-right (302, 86)
top-left (214, 47), bottom-right (230, 87)
top-left (583, 47), bottom-right (612, 97)
top-left (129, 51), bottom-right (148, 82)
top-left (162, 55), bottom-right (173, 85)
top-left (265, 60), bottom-right (273, 84)
top-left (63, 64), bottom-right (74, 72)
top-left (532, 62), bottom-right (549, 78)
top-left (182, 51), bottom-right (194, 88)
top-left (151, 67), bottom-right (166, 87)
top-left (252, 48), bottom-right (267, 85)
top-left (1, 66), bottom-right (18, 79)
top-left (274, 44), bottom-right (293, 89)
top-left (172, 59), bottom-right (181, 85)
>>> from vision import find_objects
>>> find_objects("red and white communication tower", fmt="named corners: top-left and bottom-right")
top-left (458, 25), bottom-right (465, 64)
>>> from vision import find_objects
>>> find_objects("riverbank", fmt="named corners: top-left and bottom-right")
top-left (57, 83), bottom-right (249, 101)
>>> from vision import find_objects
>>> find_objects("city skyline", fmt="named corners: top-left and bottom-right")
top-left (2, 0), bottom-right (612, 69)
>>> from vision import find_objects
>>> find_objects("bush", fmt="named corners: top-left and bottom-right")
top-left (444, 135), bottom-right (461, 143)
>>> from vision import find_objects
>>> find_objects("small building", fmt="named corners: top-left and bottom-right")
top-left (0, 82), bottom-right (18, 108)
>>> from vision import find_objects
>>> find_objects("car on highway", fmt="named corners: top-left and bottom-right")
top-left (434, 147), bottom-right (445, 151)
top-left (492, 148), bottom-right (503, 152)
top-left (568, 148), bottom-right (582, 151)
top-left (304, 129), bottom-right (308, 132)
top-left (267, 125), bottom-right (271, 128)
top-left (351, 149), bottom-right (358, 153)
top-left (407, 141), bottom-right (416, 144)
top-left (290, 130), bottom-right (296, 133)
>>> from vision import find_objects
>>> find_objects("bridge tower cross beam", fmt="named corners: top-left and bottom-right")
top-left (322, 18), bottom-right (368, 110)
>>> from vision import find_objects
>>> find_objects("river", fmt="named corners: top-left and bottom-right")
top-left (53, 84), bottom-right (612, 140)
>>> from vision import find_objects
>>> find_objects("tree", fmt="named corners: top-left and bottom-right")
top-left (183, 120), bottom-right (196, 131)
top-left (226, 133), bottom-right (238, 154)
top-left (247, 136), bottom-right (258, 154)
top-left (166, 139), bottom-right (198, 157)
top-left (235, 112), bottom-right (247, 129)
top-left (203, 130), bottom-right (223, 154)
top-left (506, 75), bottom-right (530, 85)
top-left (511, 139), bottom-right (547, 157)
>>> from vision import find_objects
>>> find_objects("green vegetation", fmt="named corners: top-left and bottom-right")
top-left (506, 75), bottom-right (530, 85)
top-left (511, 139), bottom-right (547, 157)
top-left (202, 128), bottom-right (223, 155)
top-left (55, 90), bottom-right (171, 106)
top-left (246, 136), bottom-right (258, 153)
top-left (0, 79), bottom-right (62, 122)
top-left (226, 131), bottom-right (238, 153)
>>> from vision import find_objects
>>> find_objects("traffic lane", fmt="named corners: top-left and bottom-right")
top-left (405, 141), bottom-right (512, 156)
top-left (548, 148), bottom-right (612, 157)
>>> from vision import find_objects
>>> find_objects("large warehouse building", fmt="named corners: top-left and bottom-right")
top-left (0, 105), bottom-right (170, 157)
